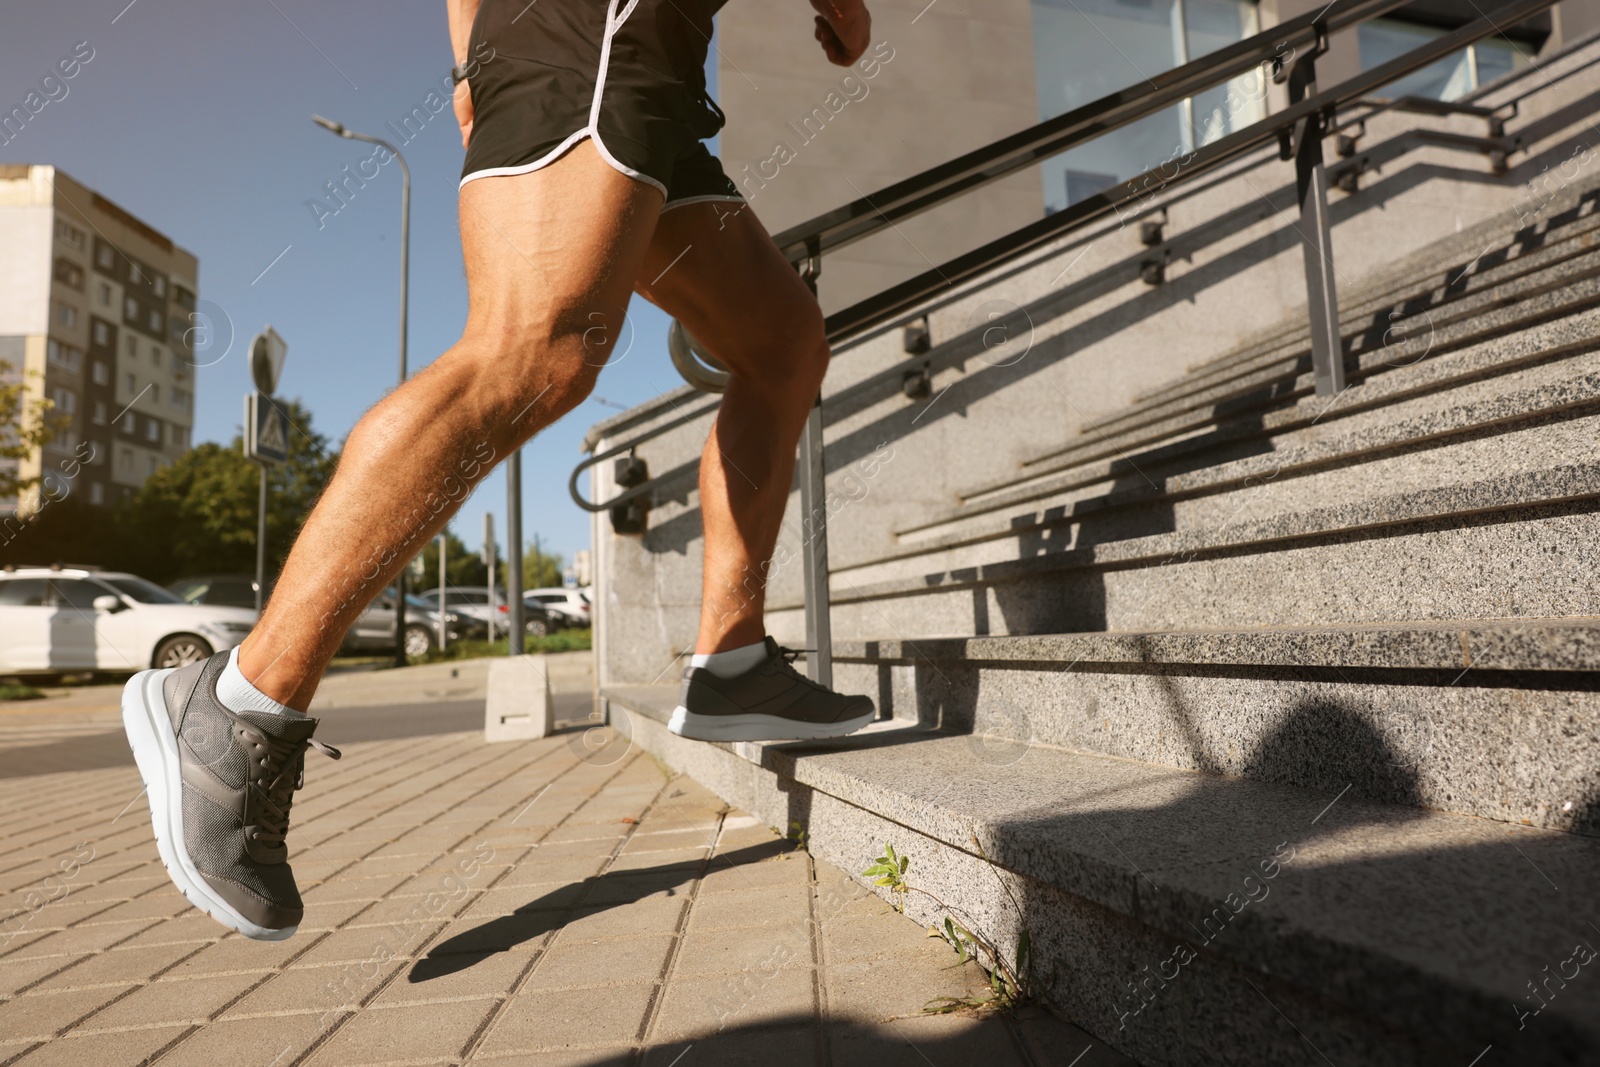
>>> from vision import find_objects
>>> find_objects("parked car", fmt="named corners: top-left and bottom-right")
top-left (168, 574), bottom-right (267, 610)
top-left (524, 587), bottom-right (591, 628)
top-left (417, 586), bottom-right (555, 638)
top-left (339, 588), bottom-right (465, 658)
top-left (0, 566), bottom-right (256, 675)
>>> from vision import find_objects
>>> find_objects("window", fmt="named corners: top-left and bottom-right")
top-left (56, 302), bottom-right (79, 329)
top-left (88, 482), bottom-right (104, 505)
top-left (174, 286), bottom-right (195, 311)
top-left (55, 220), bottom-right (86, 251)
top-left (54, 259), bottom-right (85, 290)
top-left (119, 447), bottom-right (133, 471)
top-left (145, 419), bottom-right (160, 442)
top-left (125, 336), bottom-right (137, 358)
top-left (1358, 19), bottom-right (1534, 102)
top-left (172, 388), bottom-right (191, 410)
top-left (148, 308), bottom-right (162, 331)
top-left (1031, 0), bottom-right (1263, 212)
top-left (50, 579), bottom-right (112, 611)
top-left (169, 424), bottom-right (189, 449)
top-left (98, 283), bottom-right (111, 307)
top-left (153, 276), bottom-right (165, 297)
top-left (96, 244), bottom-right (114, 269)
top-left (147, 456), bottom-right (158, 476)
top-left (124, 297), bottom-right (138, 320)
top-left (92, 361), bottom-right (109, 386)
top-left (122, 412), bottom-right (135, 433)
top-left (93, 320), bottom-right (110, 345)
top-left (150, 384), bottom-right (161, 404)
top-left (125, 373), bottom-right (136, 394)
top-left (50, 386), bottom-right (77, 415)
top-left (47, 340), bottom-right (82, 371)
top-left (91, 400), bottom-right (107, 425)
top-left (0, 579), bottom-right (50, 606)
top-left (129, 263), bottom-right (143, 286)
top-left (150, 345), bottom-right (162, 368)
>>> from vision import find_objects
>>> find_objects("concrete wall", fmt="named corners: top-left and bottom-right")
top-left (714, 0), bottom-right (1043, 316)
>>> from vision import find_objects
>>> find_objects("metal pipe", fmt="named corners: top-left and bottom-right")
top-left (507, 450), bottom-right (524, 655)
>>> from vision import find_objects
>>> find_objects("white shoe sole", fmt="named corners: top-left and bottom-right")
top-left (121, 668), bottom-right (296, 942)
top-left (667, 705), bottom-right (874, 742)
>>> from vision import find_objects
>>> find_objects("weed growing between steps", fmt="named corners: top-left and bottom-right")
top-left (863, 840), bottom-right (1033, 1013)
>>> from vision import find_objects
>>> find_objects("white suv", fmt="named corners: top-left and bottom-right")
top-left (525, 587), bottom-right (591, 628)
top-left (0, 567), bottom-right (256, 675)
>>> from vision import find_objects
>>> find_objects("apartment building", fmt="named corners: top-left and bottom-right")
top-left (0, 164), bottom-right (198, 513)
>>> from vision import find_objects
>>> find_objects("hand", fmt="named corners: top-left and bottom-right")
top-left (453, 78), bottom-right (474, 148)
top-left (810, 0), bottom-right (870, 66)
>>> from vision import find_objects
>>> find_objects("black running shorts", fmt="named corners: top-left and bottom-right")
top-left (460, 0), bottom-right (743, 209)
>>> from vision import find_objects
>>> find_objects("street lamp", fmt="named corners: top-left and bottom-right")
top-left (313, 113), bottom-right (411, 668)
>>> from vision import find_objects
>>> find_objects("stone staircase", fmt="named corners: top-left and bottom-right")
top-left (591, 56), bottom-right (1600, 1066)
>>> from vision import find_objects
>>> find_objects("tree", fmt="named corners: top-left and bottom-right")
top-left (111, 398), bottom-right (337, 584)
top-left (523, 541), bottom-right (564, 589)
top-left (0, 359), bottom-right (63, 503)
top-left (414, 527), bottom-right (494, 592)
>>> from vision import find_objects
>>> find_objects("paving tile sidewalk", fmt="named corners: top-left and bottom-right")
top-left (0, 704), bottom-right (1126, 1065)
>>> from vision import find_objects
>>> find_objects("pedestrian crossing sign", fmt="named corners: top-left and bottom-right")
top-left (245, 392), bottom-right (291, 465)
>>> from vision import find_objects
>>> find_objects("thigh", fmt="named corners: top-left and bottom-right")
top-left (459, 140), bottom-right (665, 355)
top-left (634, 200), bottom-right (824, 377)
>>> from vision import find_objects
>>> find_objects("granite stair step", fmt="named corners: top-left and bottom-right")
top-left (888, 348), bottom-right (1600, 557)
top-left (828, 619), bottom-right (1600, 832)
top-left (968, 280), bottom-right (1600, 504)
top-left (605, 682), bottom-right (1600, 1066)
top-left (1127, 198), bottom-right (1600, 411)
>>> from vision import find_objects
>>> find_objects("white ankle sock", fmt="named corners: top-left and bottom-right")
top-left (215, 646), bottom-right (300, 716)
top-left (691, 639), bottom-right (769, 679)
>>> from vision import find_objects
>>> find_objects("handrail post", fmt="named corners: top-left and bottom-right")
top-left (797, 245), bottom-right (832, 687)
top-left (1287, 29), bottom-right (1346, 396)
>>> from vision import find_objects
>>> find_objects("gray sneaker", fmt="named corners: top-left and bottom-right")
top-left (668, 638), bottom-right (875, 741)
top-left (121, 651), bottom-right (339, 941)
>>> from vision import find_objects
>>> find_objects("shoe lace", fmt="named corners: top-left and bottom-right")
top-left (772, 646), bottom-right (830, 691)
top-left (249, 732), bottom-right (341, 849)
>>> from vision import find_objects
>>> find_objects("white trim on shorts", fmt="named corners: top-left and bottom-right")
top-left (660, 194), bottom-right (745, 213)
top-left (458, 0), bottom-right (669, 198)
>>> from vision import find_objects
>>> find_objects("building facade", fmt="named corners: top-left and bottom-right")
top-left (0, 165), bottom-right (198, 514)
top-left (714, 0), bottom-right (1594, 313)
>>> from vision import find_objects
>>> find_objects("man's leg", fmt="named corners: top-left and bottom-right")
top-left (636, 200), bottom-right (874, 741)
top-left (242, 140), bottom-right (663, 709)
top-left (635, 202), bottom-right (828, 654)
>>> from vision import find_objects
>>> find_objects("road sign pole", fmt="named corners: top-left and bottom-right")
top-left (256, 464), bottom-right (267, 614)
top-left (507, 450), bottom-right (524, 655)
top-left (438, 533), bottom-right (447, 652)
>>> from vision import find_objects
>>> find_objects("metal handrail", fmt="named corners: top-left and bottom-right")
top-left (820, 0), bottom-right (1558, 345)
top-left (765, 0), bottom-right (1420, 267)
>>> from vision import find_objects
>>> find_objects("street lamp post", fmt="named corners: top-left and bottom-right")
top-left (313, 115), bottom-right (411, 668)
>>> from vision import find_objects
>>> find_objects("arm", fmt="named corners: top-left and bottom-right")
top-left (810, 0), bottom-right (871, 66)
top-left (449, 0), bottom-right (482, 148)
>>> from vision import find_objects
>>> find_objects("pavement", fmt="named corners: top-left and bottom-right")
top-left (0, 654), bottom-right (1127, 1066)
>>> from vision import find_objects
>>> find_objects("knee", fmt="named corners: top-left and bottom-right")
top-left (732, 301), bottom-right (830, 396)
top-left (456, 319), bottom-right (602, 431)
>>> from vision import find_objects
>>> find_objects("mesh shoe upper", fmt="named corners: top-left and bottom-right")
top-left (162, 654), bottom-right (337, 929)
top-left (679, 637), bottom-right (874, 725)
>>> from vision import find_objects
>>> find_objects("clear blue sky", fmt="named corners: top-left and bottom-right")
top-left (2, 0), bottom-right (710, 571)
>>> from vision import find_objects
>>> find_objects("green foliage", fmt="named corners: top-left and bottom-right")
top-left (112, 399), bottom-right (336, 584)
top-left (0, 358), bottom-right (64, 501)
top-left (522, 542), bottom-right (564, 589)
top-left (862, 842), bottom-right (910, 912)
top-left (412, 631), bottom-right (591, 664)
top-left (788, 820), bottom-right (809, 853)
top-left (415, 529), bottom-right (493, 590)
top-left (864, 840), bottom-right (1033, 1015)
top-left (0, 682), bottom-right (46, 701)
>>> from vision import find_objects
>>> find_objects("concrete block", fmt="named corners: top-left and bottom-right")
top-left (484, 655), bottom-right (554, 742)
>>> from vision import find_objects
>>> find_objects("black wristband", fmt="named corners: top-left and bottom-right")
top-left (451, 62), bottom-right (471, 86)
